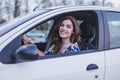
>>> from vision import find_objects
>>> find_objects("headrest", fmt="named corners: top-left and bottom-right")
top-left (14, 44), bottom-right (39, 63)
top-left (80, 21), bottom-right (94, 38)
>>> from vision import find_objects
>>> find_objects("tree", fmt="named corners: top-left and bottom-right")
top-left (75, 0), bottom-right (83, 5)
top-left (102, 0), bottom-right (105, 6)
top-left (14, 0), bottom-right (21, 18)
top-left (41, 0), bottom-right (52, 8)
top-left (92, 0), bottom-right (100, 5)
top-left (25, 0), bottom-right (28, 13)
top-left (0, 1), bottom-right (2, 20)
top-left (5, 0), bottom-right (11, 20)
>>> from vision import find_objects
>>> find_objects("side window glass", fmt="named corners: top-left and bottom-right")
top-left (26, 20), bottom-right (54, 43)
top-left (106, 12), bottom-right (120, 48)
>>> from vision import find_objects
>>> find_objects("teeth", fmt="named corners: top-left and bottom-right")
top-left (61, 31), bottom-right (66, 34)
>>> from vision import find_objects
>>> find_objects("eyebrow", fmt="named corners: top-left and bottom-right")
top-left (66, 24), bottom-right (73, 26)
top-left (62, 22), bottom-right (73, 25)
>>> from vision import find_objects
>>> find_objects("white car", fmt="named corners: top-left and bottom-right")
top-left (0, 6), bottom-right (120, 80)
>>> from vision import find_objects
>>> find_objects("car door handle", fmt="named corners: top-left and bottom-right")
top-left (86, 64), bottom-right (98, 71)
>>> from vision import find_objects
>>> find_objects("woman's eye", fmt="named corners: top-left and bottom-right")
top-left (60, 24), bottom-right (65, 27)
top-left (67, 25), bottom-right (72, 28)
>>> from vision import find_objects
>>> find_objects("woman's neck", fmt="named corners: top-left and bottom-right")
top-left (60, 38), bottom-right (72, 53)
top-left (62, 38), bottom-right (72, 46)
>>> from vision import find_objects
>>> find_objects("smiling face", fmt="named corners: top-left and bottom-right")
top-left (59, 19), bottom-right (74, 39)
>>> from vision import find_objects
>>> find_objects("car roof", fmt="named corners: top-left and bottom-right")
top-left (36, 5), bottom-right (120, 12)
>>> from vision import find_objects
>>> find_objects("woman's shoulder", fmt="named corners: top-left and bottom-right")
top-left (72, 42), bottom-right (79, 48)
top-left (44, 45), bottom-right (54, 55)
top-left (66, 42), bottom-right (80, 52)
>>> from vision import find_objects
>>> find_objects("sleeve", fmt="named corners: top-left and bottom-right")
top-left (65, 42), bottom-right (80, 53)
top-left (44, 45), bottom-right (54, 55)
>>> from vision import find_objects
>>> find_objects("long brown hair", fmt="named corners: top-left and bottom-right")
top-left (51, 16), bottom-right (81, 54)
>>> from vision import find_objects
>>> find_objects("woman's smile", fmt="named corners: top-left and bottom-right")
top-left (59, 30), bottom-right (68, 35)
top-left (59, 19), bottom-right (74, 38)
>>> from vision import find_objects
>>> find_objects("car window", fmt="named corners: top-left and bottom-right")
top-left (106, 12), bottom-right (120, 48)
top-left (25, 20), bottom-right (54, 43)
top-left (0, 11), bottom-right (98, 64)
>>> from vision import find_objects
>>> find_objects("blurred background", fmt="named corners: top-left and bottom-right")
top-left (0, 0), bottom-right (120, 24)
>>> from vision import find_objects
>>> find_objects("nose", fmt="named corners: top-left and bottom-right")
top-left (61, 25), bottom-right (67, 30)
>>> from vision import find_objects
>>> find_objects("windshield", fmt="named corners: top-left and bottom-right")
top-left (0, 10), bottom-right (48, 36)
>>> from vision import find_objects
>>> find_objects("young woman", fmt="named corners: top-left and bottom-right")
top-left (23, 16), bottom-right (81, 56)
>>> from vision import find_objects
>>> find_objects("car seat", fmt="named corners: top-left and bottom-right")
top-left (80, 21), bottom-right (95, 50)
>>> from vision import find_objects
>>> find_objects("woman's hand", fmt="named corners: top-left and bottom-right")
top-left (23, 35), bottom-right (33, 44)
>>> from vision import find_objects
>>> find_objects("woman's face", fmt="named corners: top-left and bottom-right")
top-left (59, 19), bottom-right (74, 39)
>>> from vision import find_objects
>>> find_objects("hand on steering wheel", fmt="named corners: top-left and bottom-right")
top-left (23, 35), bottom-right (33, 44)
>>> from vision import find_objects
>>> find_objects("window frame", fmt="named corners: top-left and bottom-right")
top-left (104, 11), bottom-right (120, 49)
top-left (0, 10), bottom-right (101, 64)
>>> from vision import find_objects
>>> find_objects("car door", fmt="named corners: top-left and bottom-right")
top-left (0, 9), bottom-right (105, 80)
top-left (104, 11), bottom-right (120, 80)
top-left (0, 51), bottom-right (105, 80)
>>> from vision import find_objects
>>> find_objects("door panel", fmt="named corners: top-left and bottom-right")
top-left (105, 49), bottom-right (120, 80)
top-left (0, 51), bottom-right (105, 80)
top-left (105, 11), bottom-right (120, 80)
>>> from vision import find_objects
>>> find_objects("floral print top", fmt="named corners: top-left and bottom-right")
top-left (44, 42), bottom-right (80, 55)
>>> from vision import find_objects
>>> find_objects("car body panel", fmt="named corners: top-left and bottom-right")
top-left (0, 51), bottom-right (105, 80)
top-left (105, 49), bottom-right (120, 80)
top-left (103, 10), bottom-right (120, 80)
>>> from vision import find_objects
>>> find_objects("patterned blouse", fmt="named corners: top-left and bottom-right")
top-left (44, 42), bottom-right (80, 55)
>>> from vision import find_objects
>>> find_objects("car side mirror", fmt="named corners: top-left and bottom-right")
top-left (14, 44), bottom-right (39, 63)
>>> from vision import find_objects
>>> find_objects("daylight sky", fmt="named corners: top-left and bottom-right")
top-left (84, 0), bottom-right (120, 7)
top-left (106, 0), bottom-right (120, 7)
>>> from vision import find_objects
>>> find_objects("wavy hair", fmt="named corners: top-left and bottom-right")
top-left (51, 16), bottom-right (81, 54)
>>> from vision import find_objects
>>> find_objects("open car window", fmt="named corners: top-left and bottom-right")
top-left (0, 10), bottom-right (98, 64)
top-left (25, 20), bottom-right (54, 43)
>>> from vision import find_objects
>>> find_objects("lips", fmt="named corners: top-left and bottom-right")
top-left (59, 30), bottom-right (68, 35)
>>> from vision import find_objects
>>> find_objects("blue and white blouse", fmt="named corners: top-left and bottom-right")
top-left (44, 42), bottom-right (80, 55)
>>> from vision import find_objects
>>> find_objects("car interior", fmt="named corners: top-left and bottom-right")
top-left (80, 21), bottom-right (95, 50)
top-left (0, 10), bottom-right (98, 64)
